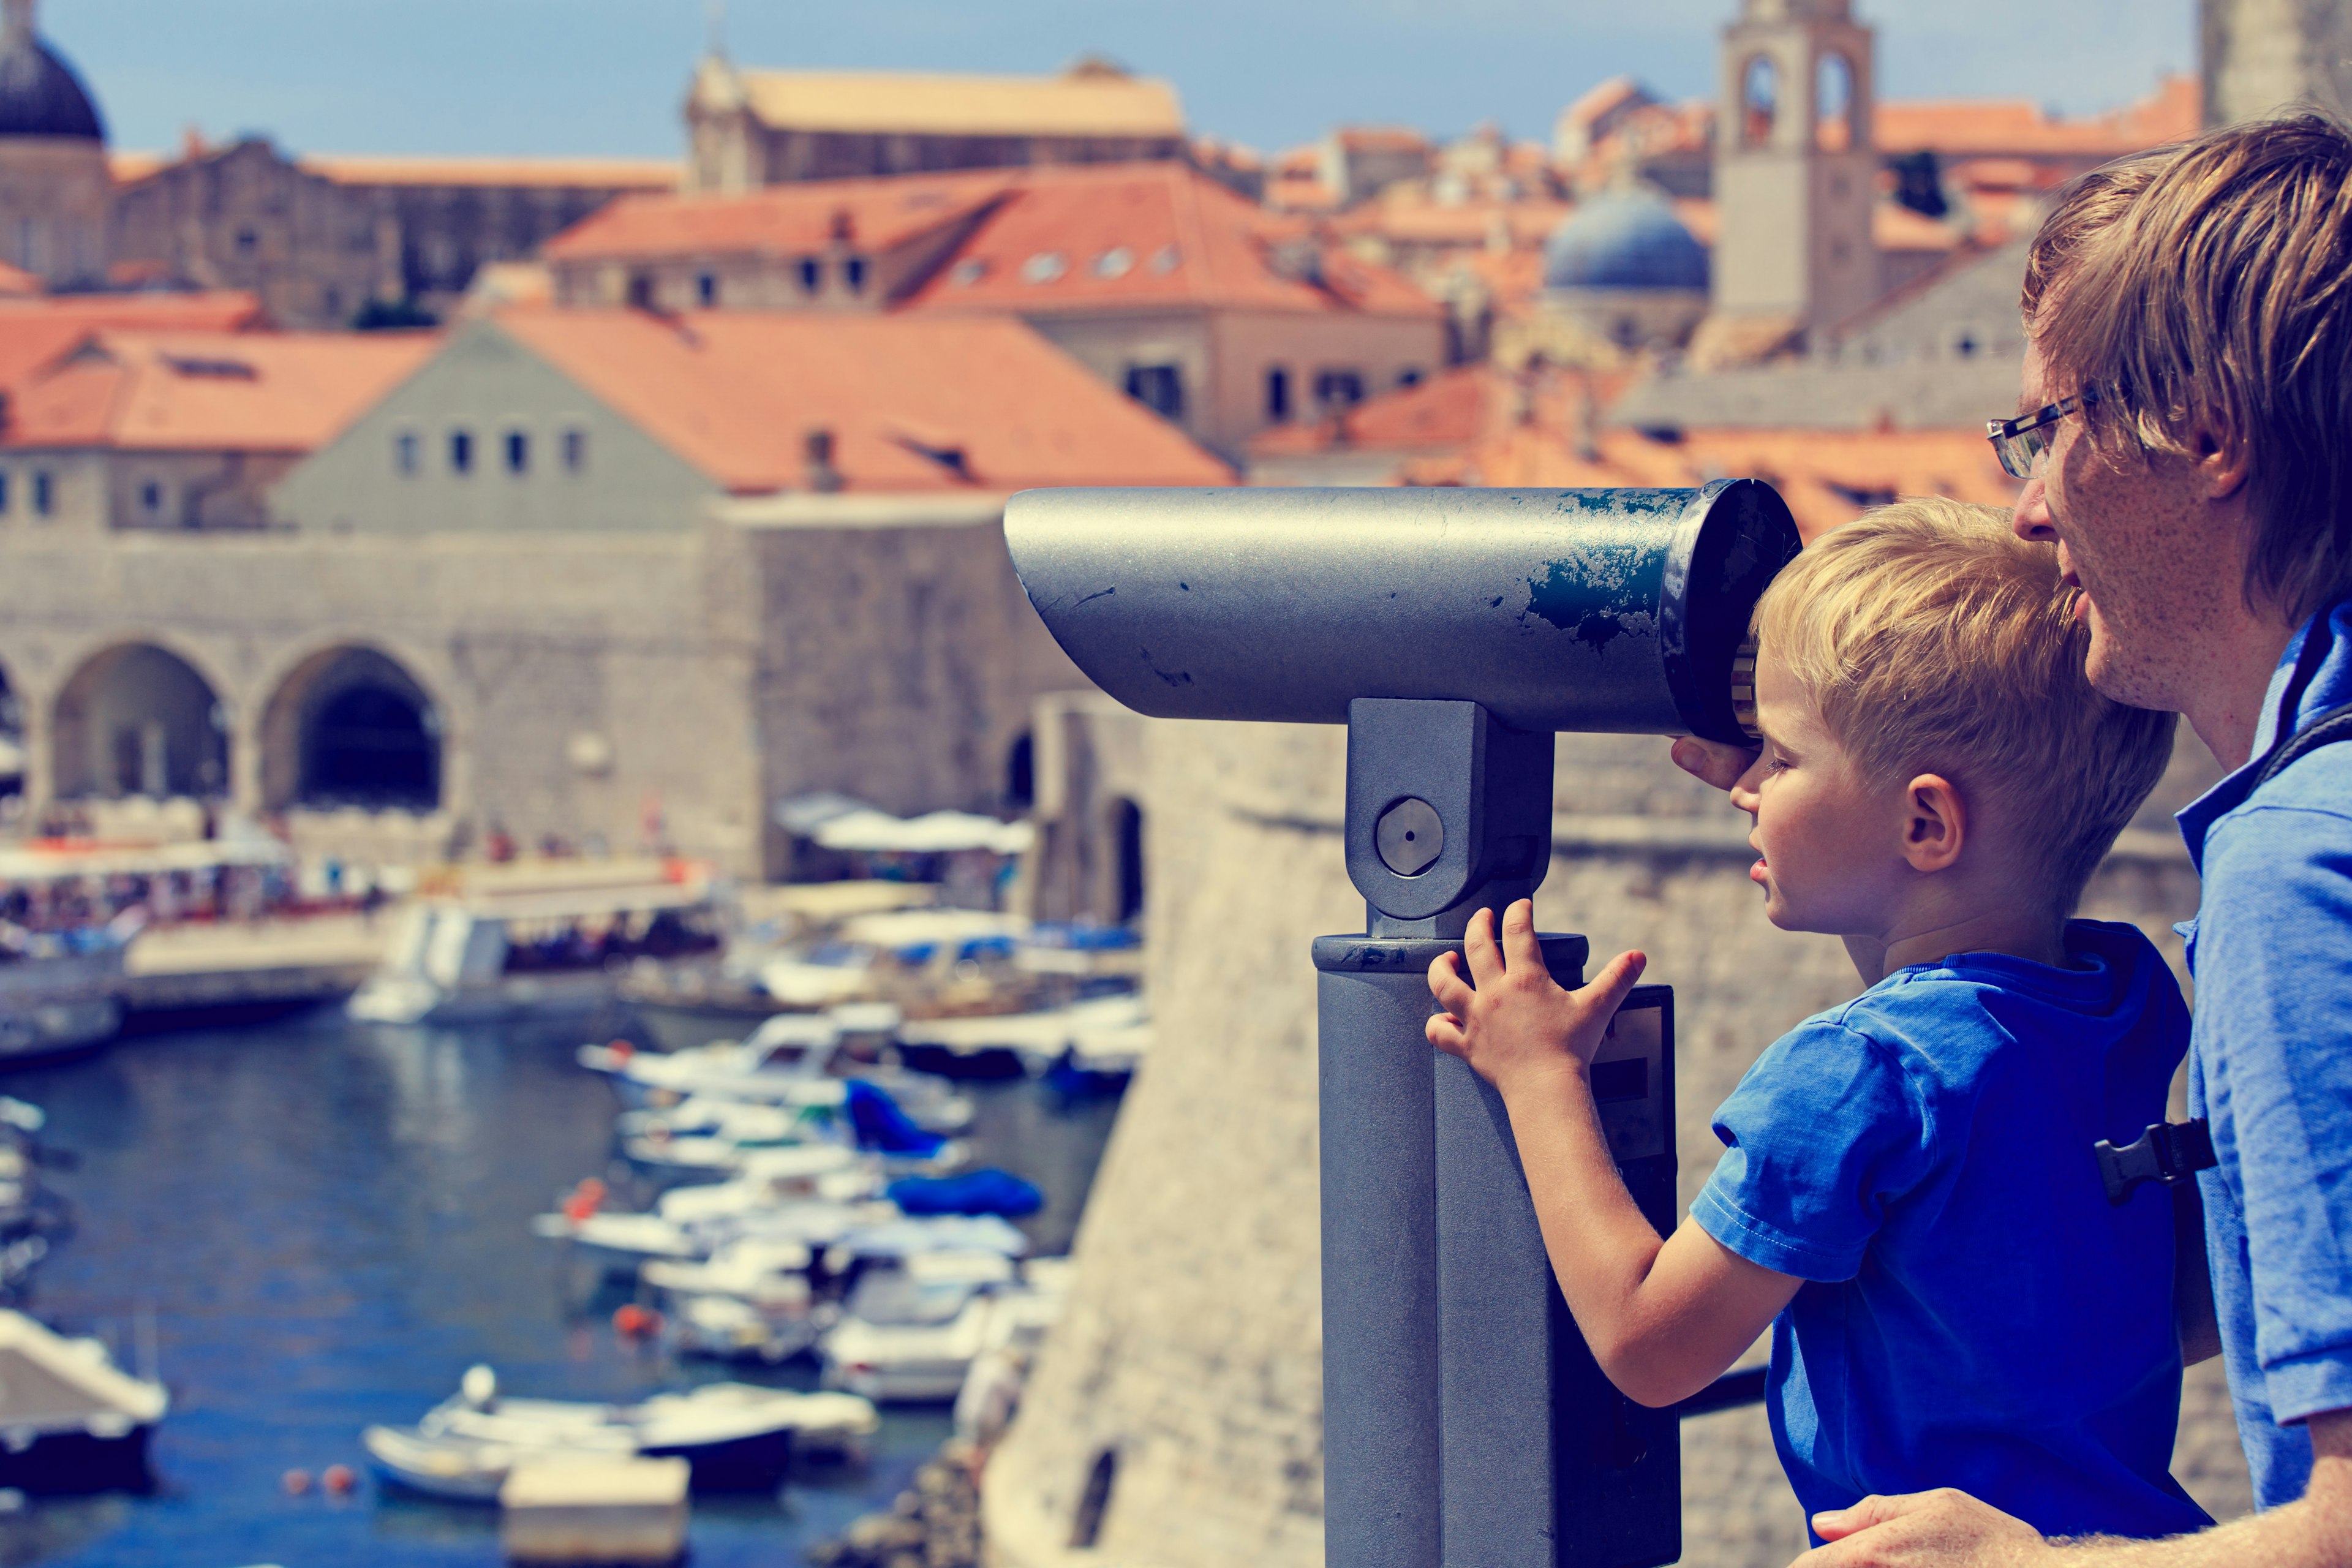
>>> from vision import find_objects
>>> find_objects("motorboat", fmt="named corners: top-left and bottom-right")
top-left (820, 1252), bottom-right (1045, 1404)
top-left (894, 994), bottom-right (1152, 1085)
top-left (349, 864), bottom-right (723, 1026)
top-left (363, 1365), bottom-right (869, 1499)
top-left (578, 1014), bottom-right (973, 1134)
top-left (0, 1310), bottom-right (170, 1494)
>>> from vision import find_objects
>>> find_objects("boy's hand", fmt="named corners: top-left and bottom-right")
top-left (1427, 899), bottom-right (1647, 1098)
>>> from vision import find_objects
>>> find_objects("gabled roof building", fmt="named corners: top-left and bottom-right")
top-left (544, 162), bottom-right (1447, 458)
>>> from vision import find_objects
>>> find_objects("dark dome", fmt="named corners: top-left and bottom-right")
top-left (0, 24), bottom-right (102, 142)
top-left (1543, 189), bottom-right (1706, 292)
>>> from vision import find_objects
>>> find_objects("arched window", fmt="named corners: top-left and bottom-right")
top-left (52, 644), bottom-right (230, 801)
top-left (1817, 52), bottom-right (1858, 153)
top-left (1004, 732), bottom-right (1035, 812)
top-left (258, 646), bottom-right (443, 813)
top-left (1112, 799), bottom-right (1145, 925)
top-left (1742, 56), bottom-right (1778, 148)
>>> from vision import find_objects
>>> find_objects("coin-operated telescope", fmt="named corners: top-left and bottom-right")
top-left (1005, 481), bottom-right (1800, 1568)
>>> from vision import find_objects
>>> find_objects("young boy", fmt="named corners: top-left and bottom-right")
top-left (1427, 499), bottom-right (2209, 1541)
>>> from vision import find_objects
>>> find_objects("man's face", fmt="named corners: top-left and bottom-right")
top-left (2012, 334), bottom-right (2245, 710)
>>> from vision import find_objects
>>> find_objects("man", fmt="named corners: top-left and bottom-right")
top-left (1676, 113), bottom-right (2352, 1565)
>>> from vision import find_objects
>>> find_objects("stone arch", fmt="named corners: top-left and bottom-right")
top-left (52, 643), bottom-right (232, 801)
top-left (1740, 55), bottom-right (1779, 149)
top-left (258, 644), bottom-right (443, 813)
top-left (1816, 51), bottom-right (1858, 152)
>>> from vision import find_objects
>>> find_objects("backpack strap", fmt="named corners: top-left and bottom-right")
top-left (2096, 1120), bottom-right (2218, 1205)
top-left (2252, 701), bottom-right (2352, 794)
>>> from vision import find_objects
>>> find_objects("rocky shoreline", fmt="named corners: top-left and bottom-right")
top-left (807, 1439), bottom-right (984, 1568)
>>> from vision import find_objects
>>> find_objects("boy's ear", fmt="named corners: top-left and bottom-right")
top-left (1899, 774), bottom-right (1966, 874)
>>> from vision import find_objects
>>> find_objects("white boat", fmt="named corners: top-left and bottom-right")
top-left (578, 1014), bottom-right (973, 1134)
top-left (363, 1365), bottom-right (870, 1499)
top-left (820, 1252), bottom-right (1050, 1404)
top-left (895, 994), bottom-right (1153, 1079)
top-left (0, 932), bottom-right (125, 1065)
top-left (0, 1309), bottom-right (170, 1493)
top-left (349, 869), bottom-right (723, 1026)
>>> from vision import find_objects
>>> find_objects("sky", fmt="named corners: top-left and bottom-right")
top-left (49, 0), bottom-right (2194, 161)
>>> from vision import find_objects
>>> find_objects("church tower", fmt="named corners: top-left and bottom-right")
top-left (1711, 0), bottom-right (1879, 344)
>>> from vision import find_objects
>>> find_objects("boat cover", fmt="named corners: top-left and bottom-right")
top-left (885, 1168), bottom-right (1044, 1218)
top-left (845, 1080), bottom-right (946, 1158)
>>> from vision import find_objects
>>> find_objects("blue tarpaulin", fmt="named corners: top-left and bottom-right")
top-left (886, 1168), bottom-right (1045, 1218)
top-left (844, 1079), bottom-right (947, 1158)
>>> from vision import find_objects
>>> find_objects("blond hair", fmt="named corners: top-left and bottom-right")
top-left (2026, 112), bottom-right (2352, 623)
top-left (1754, 499), bottom-right (2176, 911)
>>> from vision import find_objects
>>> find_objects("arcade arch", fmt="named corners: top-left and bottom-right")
top-left (1816, 52), bottom-right (1858, 151)
top-left (1740, 55), bottom-right (1778, 148)
top-left (51, 643), bottom-right (230, 800)
top-left (259, 645), bottom-right (442, 813)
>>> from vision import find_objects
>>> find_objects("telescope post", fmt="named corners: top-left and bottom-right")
top-left (1317, 699), bottom-right (1679, 1568)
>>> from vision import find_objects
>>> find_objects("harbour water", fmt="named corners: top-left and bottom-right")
top-left (0, 1008), bottom-right (1121, 1567)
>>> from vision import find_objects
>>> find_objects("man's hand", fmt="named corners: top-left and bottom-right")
top-left (1673, 735), bottom-right (1760, 792)
top-left (1798, 1491), bottom-right (2053, 1567)
top-left (1427, 899), bottom-right (1646, 1097)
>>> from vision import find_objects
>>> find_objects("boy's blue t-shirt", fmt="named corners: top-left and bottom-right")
top-left (1690, 919), bottom-right (2211, 1541)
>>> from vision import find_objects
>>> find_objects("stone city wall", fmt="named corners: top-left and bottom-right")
top-left (986, 721), bottom-right (2251, 1568)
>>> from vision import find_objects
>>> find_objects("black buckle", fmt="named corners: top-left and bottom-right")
top-left (2095, 1120), bottom-right (2217, 1205)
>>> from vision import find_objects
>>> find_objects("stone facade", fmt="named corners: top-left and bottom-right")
top-left (0, 507), bottom-right (1074, 878)
top-left (985, 718), bottom-right (2253, 1567)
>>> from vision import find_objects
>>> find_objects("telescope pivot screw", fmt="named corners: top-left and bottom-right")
top-left (1374, 797), bottom-right (1444, 877)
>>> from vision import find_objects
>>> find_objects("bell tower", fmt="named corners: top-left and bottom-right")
top-left (1712, 0), bottom-right (1879, 342)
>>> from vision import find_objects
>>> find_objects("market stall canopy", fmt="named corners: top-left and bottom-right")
top-left (812, 809), bottom-right (1034, 857)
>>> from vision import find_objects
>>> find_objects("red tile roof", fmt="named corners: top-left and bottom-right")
top-left (0, 293), bottom-right (267, 402)
top-left (545, 171), bottom-right (1016, 265)
top-left (4, 329), bottom-right (439, 453)
top-left (1875, 75), bottom-right (2199, 159)
top-left (900, 163), bottom-right (1439, 319)
top-left (494, 307), bottom-right (1232, 494)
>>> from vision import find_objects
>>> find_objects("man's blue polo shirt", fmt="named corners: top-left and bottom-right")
top-left (1692, 921), bottom-right (2208, 1540)
top-left (2179, 598), bottom-right (2352, 1508)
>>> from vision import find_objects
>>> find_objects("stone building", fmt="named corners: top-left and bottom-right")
top-left (108, 140), bottom-right (677, 330)
top-left (0, 326), bottom-right (435, 532)
top-left (542, 162), bottom-right (1447, 461)
top-left (0, 0), bottom-right (107, 288)
top-left (1534, 187), bottom-right (1711, 357)
top-left (684, 54), bottom-right (1185, 195)
top-left (0, 301), bottom-right (1227, 871)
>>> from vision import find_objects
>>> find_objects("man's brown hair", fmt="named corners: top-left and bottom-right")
top-left (2025, 112), bottom-right (2352, 624)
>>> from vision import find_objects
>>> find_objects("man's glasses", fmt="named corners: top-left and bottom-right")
top-left (1986, 386), bottom-right (2101, 480)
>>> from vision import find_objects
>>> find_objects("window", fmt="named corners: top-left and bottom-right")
top-left (1314, 369), bottom-right (1365, 409)
top-left (236, 227), bottom-right (259, 255)
top-left (449, 429), bottom-right (473, 475)
top-left (1397, 366), bottom-right (1424, 388)
top-left (505, 431), bottom-right (529, 474)
top-left (844, 256), bottom-right (869, 293)
top-left (948, 257), bottom-right (986, 287)
top-left (0, 471), bottom-right (12, 514)
top-left (1093, 247), bottom-right (1134, 279)
top-left (1022, 251), bottom-right (1068, 284)
top-left (141, 481), bottom-right (163, 515)
top-left (31, 471), bottom-right (51, 517)
top-left (562, 428), bottom-right (587, 473)
top-left (1148, 244), bottom-right (1181, 275)
top-left (1265, 366), bottom-right (1291, 421)
top-left (626, 272), bottom-right (655, 311)
top-left (394, 431), bottom-right (419, 476)
top-left (696, 271), bottom-right (717, 307)
top-left (799, 257), bottom-right (822, 293)
top-left (1125, 363), bottom-right (1185, 419)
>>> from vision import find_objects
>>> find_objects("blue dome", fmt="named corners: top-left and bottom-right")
top-left (0, 14), bottom-right (101, 143)
top-left (1542, 190), bottom-right (1706, 292)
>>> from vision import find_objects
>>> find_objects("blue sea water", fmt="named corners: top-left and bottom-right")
top-left (0, 1008), bottom-right (1120, 1567)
